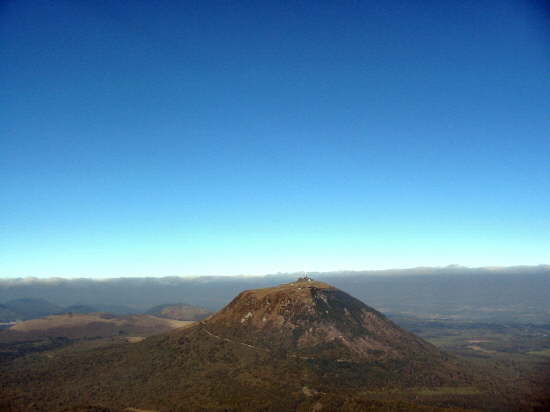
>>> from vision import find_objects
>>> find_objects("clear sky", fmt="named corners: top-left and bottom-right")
top-left (1, 1), bottom-right (549, 278)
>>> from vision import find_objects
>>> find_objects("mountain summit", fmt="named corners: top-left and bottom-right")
top-left (202, 278), bottom-right (441, 362)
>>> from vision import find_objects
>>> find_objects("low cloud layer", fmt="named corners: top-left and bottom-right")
top-left (1, 265), bottom-right (549, 322)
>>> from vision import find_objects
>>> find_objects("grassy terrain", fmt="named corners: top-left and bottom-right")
top-left (0, 314), bottom-right (193, 364)
top-left (527, 349), bottom-right (550, 358)
top-left (4, 313), bottom-right (190, 338)
top-left (388, 315), bottom-right (550, 411)
top-left (0, 308), bottom-right (549, 411)
top-left (0, 319), bottom-right (533, 412)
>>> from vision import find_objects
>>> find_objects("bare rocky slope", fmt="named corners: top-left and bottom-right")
top-left (203, 278), bottom-right (445, 363)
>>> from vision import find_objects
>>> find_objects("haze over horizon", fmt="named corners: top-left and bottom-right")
top-left (2, 1), bottom-right (549, 278)
top-left (1, 263), bottom-right (550, 281)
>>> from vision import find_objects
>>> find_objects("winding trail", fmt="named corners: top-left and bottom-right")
top-left (199, 323), bottom-right (317, 361)
top-left (200, 324), bottom-right (270, 353)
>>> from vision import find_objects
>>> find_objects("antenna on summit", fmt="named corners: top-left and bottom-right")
top-left (298, 270), bottom-right (313, 282)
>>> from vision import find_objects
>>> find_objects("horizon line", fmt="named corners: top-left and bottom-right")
top-left (1, 263), bottom-right (549, 283)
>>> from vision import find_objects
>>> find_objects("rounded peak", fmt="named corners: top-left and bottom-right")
top-left (234, 279), bottom-right (335, 301)
top-left (286, 279), bottom-right (335, 291)
top-left (292, 276), bottom-right (332, 287)
top-left (198, 278), bottom-right (442, 363)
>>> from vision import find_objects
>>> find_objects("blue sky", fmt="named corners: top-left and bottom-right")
top-left (1, 0), bottom-right (549, 278)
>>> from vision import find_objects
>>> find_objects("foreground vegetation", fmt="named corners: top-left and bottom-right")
top-left (1, 280), bottom-right (549, 412)
top-left (1, 316), bottom-right (549, 411)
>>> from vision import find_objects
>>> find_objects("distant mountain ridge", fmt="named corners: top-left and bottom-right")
top-left (0, 299), bottom-right (142, 322)
top-left (1, 265), bottom-right (549, 323)
top-left (146, 303), bottom-right (212, 321)
top-left (1, 298), bottom-right (62, 321)
top-left (61, 304), bottom-right (98, 314)
top-left (0, 304), bottom-right (20, 323)
top-left (0, 313), bottom-right (191, 342)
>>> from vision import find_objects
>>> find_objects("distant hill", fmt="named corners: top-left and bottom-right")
top-left (0, 313), bottom-right (192, 342)
top-left (0, 299), bottom-right (141, 322)
top-left (58, 304), bottom-right (98, 314)
top-left (4, 298), bottom-right (62, 320)
top-left (90, 303), bottom-right (141, 315)
top-left (0, 304), bottom-right (20, 322)
top-left (0, 279), bottom-right (476, 411)
top-left (146, 303), bottom-right (212, 321)
top-left (1, 265), bottom-right (549, 322)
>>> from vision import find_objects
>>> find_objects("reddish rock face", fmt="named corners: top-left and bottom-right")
top-left (201, 279), bottom-right (443, 362)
